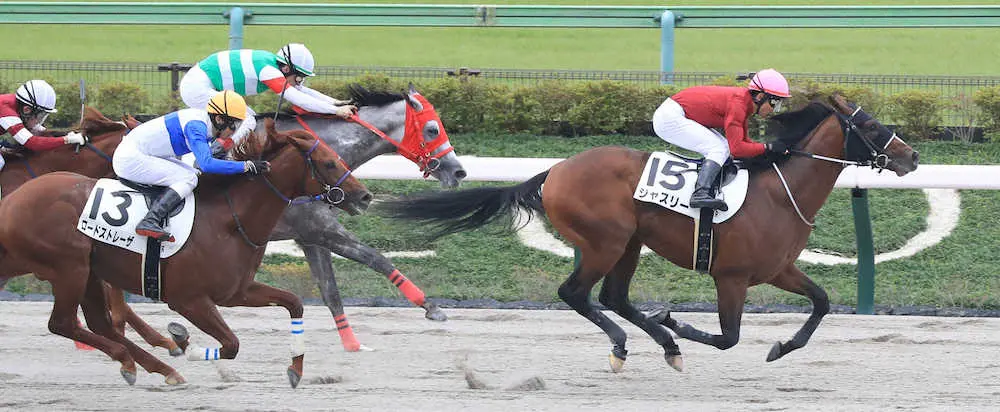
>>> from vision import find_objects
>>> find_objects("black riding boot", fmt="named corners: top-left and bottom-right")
top-left (135, 188), bottom-right (184, 242)
top-left (689, 159), bottom-right (728, 211)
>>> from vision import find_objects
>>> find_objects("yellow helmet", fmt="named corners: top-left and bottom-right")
top-left (206, 90), bottom-right (247, 121)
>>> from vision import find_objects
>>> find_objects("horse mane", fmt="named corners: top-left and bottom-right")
top-left (347, 84), bottom-right (406, 107)
top-left (230, 118), bottom-right (314, 161)
top-left (766, 100), bottom-right (836, 147)
top-left (81, 107), bottom-right (127, 136)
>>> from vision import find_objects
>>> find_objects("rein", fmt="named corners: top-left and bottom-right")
top-left (773, 105), bottom-right (895, 228)
top-left (225, 138), bottom-right (351, 249)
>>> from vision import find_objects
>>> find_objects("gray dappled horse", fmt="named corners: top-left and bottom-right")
top-left (265, 84), bottom-right (466, 351)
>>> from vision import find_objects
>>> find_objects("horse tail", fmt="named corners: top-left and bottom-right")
top-left (380, 171), bottom-right (549, 239)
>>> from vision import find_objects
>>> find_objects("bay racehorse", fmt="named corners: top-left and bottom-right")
top-left (0, 119), bottom-right (371, 387)
top-left (114, 84), bottom-right (466, 353)
top-left (378, 94), bottom-right (919, 372)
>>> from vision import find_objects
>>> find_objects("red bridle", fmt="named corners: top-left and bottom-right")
top-left (347, 92), bottom-right (454, 178)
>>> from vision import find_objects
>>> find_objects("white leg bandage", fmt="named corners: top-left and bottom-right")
top-left (290, 318), bottom-right (305, 358)
top-left (187, 346), bottom-right (222, 361)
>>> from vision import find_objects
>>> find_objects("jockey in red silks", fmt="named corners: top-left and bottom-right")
top-left (178, 43), bottom-right (356, 153)
top-left (0, 80), bottom-right (86, 171)
top-left (652, 69), bottom-right (792, 211)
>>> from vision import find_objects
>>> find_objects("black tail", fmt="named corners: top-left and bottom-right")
top-left (379, 171), bottom-right (549, 239)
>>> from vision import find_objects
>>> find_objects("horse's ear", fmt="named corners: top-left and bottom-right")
top-left (264, 118), bottom-right (286, 144)
top-left (408, 82), bottom-right (417, 95)
top-left (828, 93), bottom-right (851, 114)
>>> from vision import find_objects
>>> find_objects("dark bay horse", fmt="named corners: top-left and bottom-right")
top-left (379, 95), bottom-right (919, 372)
top-left (0, 120), bottom-right (372, 387)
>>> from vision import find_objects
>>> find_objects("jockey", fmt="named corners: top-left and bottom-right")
top-left (112, 91), bottom-right (270, 242)
top-left (0, 80), bottom-right (85, 170)
top-left (652, 68), bottom-right (792, 211)
top-left (178, 43), bottom-right (356, 152)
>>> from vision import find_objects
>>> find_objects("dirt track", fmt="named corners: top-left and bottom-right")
top-left (1, 302), bottom-right (999, 411)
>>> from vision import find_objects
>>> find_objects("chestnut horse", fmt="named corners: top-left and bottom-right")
top-left (379, 95), bottom-right (919, 372)
top-left (0, 120), bottom-right (372, 387)
top-left (0, 107), bottom-right (184, 356)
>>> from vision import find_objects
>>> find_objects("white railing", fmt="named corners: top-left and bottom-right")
top-left (355, 154), bottom-right (1000, 189)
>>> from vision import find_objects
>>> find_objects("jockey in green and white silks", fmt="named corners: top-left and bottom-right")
top-left (178, 43), bottom-right (356, 151)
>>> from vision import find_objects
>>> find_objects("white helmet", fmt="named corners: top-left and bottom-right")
top-left (275, 43), bottom-right (316, 77)
top-left (15, 79), bottom-right (58, 113)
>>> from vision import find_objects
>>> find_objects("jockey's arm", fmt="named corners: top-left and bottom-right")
top-left (0, 118), bottom-right (67, 151)
top-left (184, 121), bottom-right (247, 175)
top-left (297, 85), bottom-right (350, 106)
top-left (723, 97), bottom-right (766, 159)
top-left (261, 78), bottom-right (339, 115)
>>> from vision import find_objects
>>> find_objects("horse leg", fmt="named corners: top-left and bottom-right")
top-left (655, 274), bottom-right (748, 351)
top-left (219, 281), bottom-right (306, 388)
top-left (81, 276), bottom-right (184, 385)
top-left (167, 296), bottom-right (240, 363)
top-left (104, 282), bottom-right (184, 356)
top-left (300, 242), bottom-right (364, 352)
top-left (45, 270), bottom-right (138, 385)
top-left (318, 231), bottom-right (445, 321)
top-left (597, 236), bottom-right (684, 371)
top-left (558, 255), bottom-right (631, 373)
top-left (764, 264), bottom-right (830, 362)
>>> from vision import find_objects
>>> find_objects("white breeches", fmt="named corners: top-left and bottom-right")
top-left (652, 98), bottom-right (731, 165)
top-left (112, 139), bottom-right (199, 198)
top-left (180, 66), bottom-right (257, 149)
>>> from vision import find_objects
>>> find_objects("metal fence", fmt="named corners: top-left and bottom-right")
top-left (3, 60), bottom-right (999, 124)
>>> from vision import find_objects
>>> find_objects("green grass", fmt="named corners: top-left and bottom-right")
top-left (4, 0), bottom-right (1000, 74)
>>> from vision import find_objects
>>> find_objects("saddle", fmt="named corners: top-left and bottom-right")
top-left (667, 151), bottom-right (743, 188)
top-left (117, 178), bottom-right (185, 217)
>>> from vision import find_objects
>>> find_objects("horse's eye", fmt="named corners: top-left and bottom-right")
top-left (325, 161), bottom-right (337, 169)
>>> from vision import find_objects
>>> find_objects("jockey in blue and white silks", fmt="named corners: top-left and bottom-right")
top-left (112, 91), bottom-right (270, 242)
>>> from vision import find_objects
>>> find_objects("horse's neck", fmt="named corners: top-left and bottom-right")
top-left (222, 147), bottom-right (305, 245)
top-left (299, 103), bottom-right (404, 169)
top-left (772, 115), bottom-right (847, 220)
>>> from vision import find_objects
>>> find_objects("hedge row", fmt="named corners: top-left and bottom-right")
top-left (4, 74), bottom-right (1000, 141)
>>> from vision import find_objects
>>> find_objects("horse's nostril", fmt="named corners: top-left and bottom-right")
top-left (912, 151), bottom-right (920, 165)
top-left (361, 192), bottom-right (374, 203)
top-left (455, 169), bottom-right (467, 180)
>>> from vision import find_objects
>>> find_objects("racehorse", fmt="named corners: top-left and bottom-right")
top-left (112, 84), bottom-right (466, 353)
top-left (377, 94), bottom-right (919, 372)
top-left (0, 107), bottom-right (184, 356)
top-left (0, 119), bottom-right (372, 387)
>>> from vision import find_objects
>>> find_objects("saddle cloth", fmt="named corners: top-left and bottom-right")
top-left (633, 151), bottom-right (750, 223)
top-left (76, 178), bottom-right (196, 258)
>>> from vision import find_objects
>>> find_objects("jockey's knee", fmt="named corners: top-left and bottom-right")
top-left (169, 174), bottom-right (197, 198)
top-left (704, 150), bottom-right (729, 166)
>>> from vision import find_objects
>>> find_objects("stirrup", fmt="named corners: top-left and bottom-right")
top-left (136, 223), bottom-right (175, 242)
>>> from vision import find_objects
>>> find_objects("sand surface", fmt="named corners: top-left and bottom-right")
top-left (1, 302), bottom-right (998, 411)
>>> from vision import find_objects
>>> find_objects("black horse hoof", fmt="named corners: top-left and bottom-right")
top-left (167, 322), bottom-right (189, 347)
top-left (766, 341), bottom-right (783, 362)
top-left (424, 303), bottom-right (448, 322)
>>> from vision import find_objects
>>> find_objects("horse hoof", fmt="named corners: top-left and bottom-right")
top-left (168, 346), bottom-right (185, 357)
top-left (165, 372), bottom-right (186, 385)
top-left (608, 353), bottom-right (626, 373)
top-left (167, 322), bottom-right (189, 347)
top-left (766, 341), bottom-right (783, 362)
top-left (287, 367), bottom-right (302, 388)
top-left (665, 354), bottom-right (684, 372)
top-left (121, 368), bottom-right (137, 386)
top-left (424, 303), bottom-right (448, 322)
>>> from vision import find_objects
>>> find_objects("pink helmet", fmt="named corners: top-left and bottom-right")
top-left (748, 69), bottom-right (791, 98)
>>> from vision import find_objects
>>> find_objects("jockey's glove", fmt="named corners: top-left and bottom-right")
top-left (329, 98), bottom-right (354, 106)
top-left (243, 160), bottom-right (271, 175)
top-left (765, 141), bottom-right (789, 155)
top-left (334, 105), bottom-right (359, 119)
top-left (63, 131), bottom-right (86, 146)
